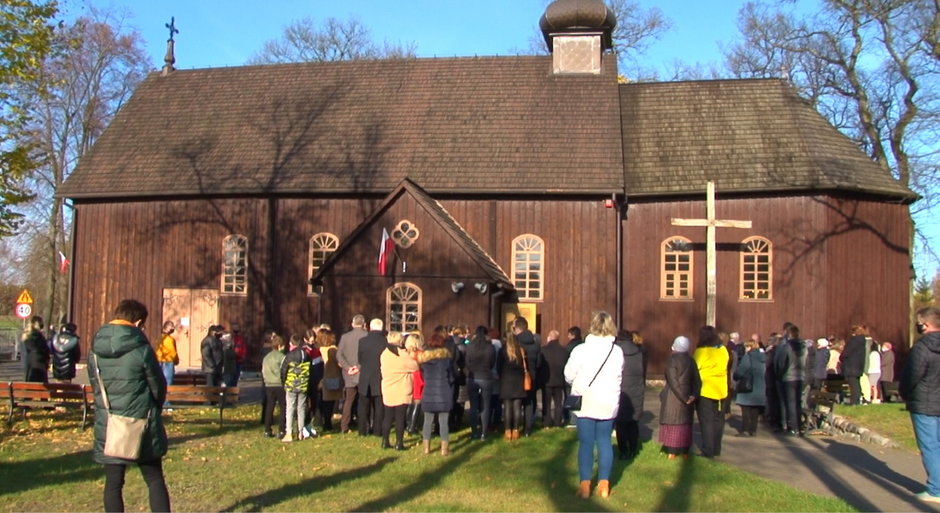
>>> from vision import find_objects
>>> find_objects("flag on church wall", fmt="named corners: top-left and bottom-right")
top-left (58, 251), bottom-right (70, 274)
top-left (378, 228), bottom-right (394, 275)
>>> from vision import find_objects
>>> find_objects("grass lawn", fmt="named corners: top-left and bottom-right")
top-left (0, 405), bottom-right (857, 512)
top-left (835, 402), bottom-right (918, 452)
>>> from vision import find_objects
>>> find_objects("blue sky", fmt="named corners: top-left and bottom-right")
top-left (69, 0), bottom-right (747, 71)
top-left (62, 0), bottom-right (937, 279)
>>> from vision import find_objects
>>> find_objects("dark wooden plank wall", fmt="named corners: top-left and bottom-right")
top-left (624, 194), bottom-right (911, 376)
top-left (71, 196), bottom-right (617, 367)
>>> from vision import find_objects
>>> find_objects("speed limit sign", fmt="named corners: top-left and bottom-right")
top-left (15, 303), bottom-right (31, 319)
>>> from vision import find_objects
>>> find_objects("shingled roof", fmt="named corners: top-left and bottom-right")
top-left (59, 55), bottom-right (624, 199)
top-left (619, 79), bottom-right (916, 201)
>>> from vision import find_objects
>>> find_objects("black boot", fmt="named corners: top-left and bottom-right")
top-left (407, 402), bottom-right (422, 434)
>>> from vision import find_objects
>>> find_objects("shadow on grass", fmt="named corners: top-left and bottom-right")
top-left (0, 447), bottom-right (100, 497)
top-left (348, 438), bottom-right (489, 511)
top-left (219, 457), bottom-right (398, 512)
top-left (652, 453), bottom-right (696, 512)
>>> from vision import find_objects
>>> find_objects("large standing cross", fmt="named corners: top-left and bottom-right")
top-left (671, 181), bottom-right (752, 327)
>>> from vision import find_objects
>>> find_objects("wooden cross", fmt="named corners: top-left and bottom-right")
top-left (671, 181), bottom-right (752, 327)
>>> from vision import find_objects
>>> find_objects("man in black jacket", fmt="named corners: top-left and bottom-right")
top-left (23, 316), bottom-right (50, 382)
top-left (201, 325), bottom-right (224, 386)
top-left (900, 307), bottom-right (940, 504)
top-left (357, 318), bottom-right (387, 437)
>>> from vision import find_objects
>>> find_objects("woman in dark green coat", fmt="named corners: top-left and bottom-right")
top-left (88, 299), bottom-right (170, 512)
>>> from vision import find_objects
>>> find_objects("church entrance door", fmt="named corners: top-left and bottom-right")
top-left (161, 288), bottom-right (219, 371)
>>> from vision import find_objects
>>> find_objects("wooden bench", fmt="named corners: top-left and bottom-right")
top-left (171, 373), bottom-right (207, 386)
top-left (164, 385), bottom-right (239, 427)
top-left (823, 378), bottom-right (848, 403)
top-left (881, 381), bottom-right (901, 403)
top-left (2, 382), bottom-right (92, 430)
top-left (803, 390), bottom-right (839, 432)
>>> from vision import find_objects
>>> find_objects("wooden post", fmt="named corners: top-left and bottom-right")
top-left (671, 181), bottom-right (752, 327)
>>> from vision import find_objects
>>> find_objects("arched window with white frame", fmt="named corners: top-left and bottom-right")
top-left (387, 282), bottom-right (421, 333)
top-left (222, 234), bottom-right (248, 295)
top-left (512, 234), bottom-right (544, 301)
top-left (308, 233), bottom-right (339, 295)
top-left (661, 236), bottom-right (692, 299)
top-left (741, 236), bottom-right (772, 300)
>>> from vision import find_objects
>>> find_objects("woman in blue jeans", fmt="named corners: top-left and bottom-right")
top-left (564, 311), bottom-right (624, 499)
top-left (465, 326), bottom-right (496, 440)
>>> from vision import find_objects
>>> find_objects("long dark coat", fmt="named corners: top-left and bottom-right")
top-left (88, 321), bottom-right (167, 465)
top-left (358, 331), bottom-right (387, 396)
top-left (497, 346), bottom-right (527, 400)
top-left (419, 347), bottom-right (454, 413)
top-left (840, 335), bottom-right (868, 378)
top-left (659, 352), bottom-right (701, 426)
top-left (732, 349), bottom-right (766, 407)
top-left (617, 338), bottom-right (646, 422)
top-left (540, 340), bottom-right (569, 388)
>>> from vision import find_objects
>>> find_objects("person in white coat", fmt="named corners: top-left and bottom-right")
top-left (564, 311), bottom-right (624, 500)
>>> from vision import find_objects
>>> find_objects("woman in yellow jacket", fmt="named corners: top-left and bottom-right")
top-left (155, 321), bottom-right (179, 386)
top-left (693, 326), bottom-right (729, 458)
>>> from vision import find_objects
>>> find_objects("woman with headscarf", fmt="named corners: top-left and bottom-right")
top-left (564, 311), bottom-right (624, 499)
top-left (659, 335), bottom-right (700, 459)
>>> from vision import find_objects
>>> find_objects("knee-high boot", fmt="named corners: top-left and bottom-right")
top-left (407, 402), bottom-right (422, 434)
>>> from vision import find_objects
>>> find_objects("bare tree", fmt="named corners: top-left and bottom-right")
top-left (249, 16), bottom-right (416, 64)
top-left (725, 0), bottom-right (940, 276)
top-left (18, 8), bottom-right (150, 324)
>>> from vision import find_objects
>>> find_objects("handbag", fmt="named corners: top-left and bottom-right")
top-left (93, 355), bottom-right (149, 460)
top-left (735, 369), bottom-right (753, 393)
top-left (521, 350), bottom-right (533, 391)
top-left (565, 343), bottom-right (616, 411)
top-left (324, 377), bottom-right (342, 391)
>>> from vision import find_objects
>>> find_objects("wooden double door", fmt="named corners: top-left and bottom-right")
top-left (162, 288), bottom-right (219, 371)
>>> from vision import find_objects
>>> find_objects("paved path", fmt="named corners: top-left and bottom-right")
top-left (2, 360), bottom-right (933, 511)
top-left (640, 389), bottom-right (936, 512)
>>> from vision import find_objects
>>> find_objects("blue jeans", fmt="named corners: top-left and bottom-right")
top-left (160, 363), bottom-right (174, 386)
top-left (576, 417), bottom-right (614, 481)
top-left (912, 413), bottom-right (940, 496)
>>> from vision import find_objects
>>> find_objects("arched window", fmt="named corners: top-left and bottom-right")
top-left (387, 282), bottom-right (421, 333)
top-left (662, 237), bottom-right (692, 299)
top-left (222, 234), bottom-right (248, 295)
top-left (512, 235), bottom-right (544, 301)
top-left (308, 233), bottom-right (339, 295)
top-left (741, 236), bottom-right (772, 300)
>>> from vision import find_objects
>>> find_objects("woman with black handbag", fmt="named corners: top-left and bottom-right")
top-left (733, 338), bottom-right (766, 437)
top-left (564, 311), bottom-right (624, 499)
top-left (88, 299), bottom-right (170, 512)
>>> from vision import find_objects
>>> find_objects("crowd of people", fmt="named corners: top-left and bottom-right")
top-left (19, 299), bottom-right (940, 508)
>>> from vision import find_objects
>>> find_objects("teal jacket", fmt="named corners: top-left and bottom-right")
top-left (88, 320), bottom-right (167, 464)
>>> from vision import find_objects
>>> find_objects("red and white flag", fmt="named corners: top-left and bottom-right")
top-left (58, 251), bottom-right (70, 274)
top-left (378, 228), bottom-right (394, 275)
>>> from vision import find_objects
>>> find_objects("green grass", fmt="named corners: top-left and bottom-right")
top-left (835, 402), bottom-right (918, 452)
top-left (0, 406), bottom-right (857, 512)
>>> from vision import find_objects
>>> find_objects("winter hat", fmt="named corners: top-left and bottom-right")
top-left (671, 336), bottom-right (691, 353)
top-left (816, 338), bottom-right (829, 348)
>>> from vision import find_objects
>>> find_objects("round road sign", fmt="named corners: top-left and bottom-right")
top-left (15, 303), bottom-right (31, 319)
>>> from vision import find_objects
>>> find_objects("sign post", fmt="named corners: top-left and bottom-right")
top-left (15, 289), bottom-right (33, 321)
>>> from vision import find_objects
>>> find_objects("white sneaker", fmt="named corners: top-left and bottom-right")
top-left (281, 433), bottom-right (293, 443)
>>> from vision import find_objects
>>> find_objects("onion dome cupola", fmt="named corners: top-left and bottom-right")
top-left (538, 0), bottom-right (617, 74)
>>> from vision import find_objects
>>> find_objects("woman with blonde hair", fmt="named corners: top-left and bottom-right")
top-left (405, 331), bottom-right (426, 434)
top-left (564, 311), bottom-right (624, 499)
top-left (498, 329), bottom-right (527, 441)
top-left (316, 329), bottom-right (342, 431)
top-left (381, 331), bottom-right (419, 450)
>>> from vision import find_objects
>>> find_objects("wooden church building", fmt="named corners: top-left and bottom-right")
top-left (58, 0), bottom-right (916, 374)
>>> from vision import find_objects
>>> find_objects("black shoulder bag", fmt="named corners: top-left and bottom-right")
top-left (565, 343), bottom-right (615, 411)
